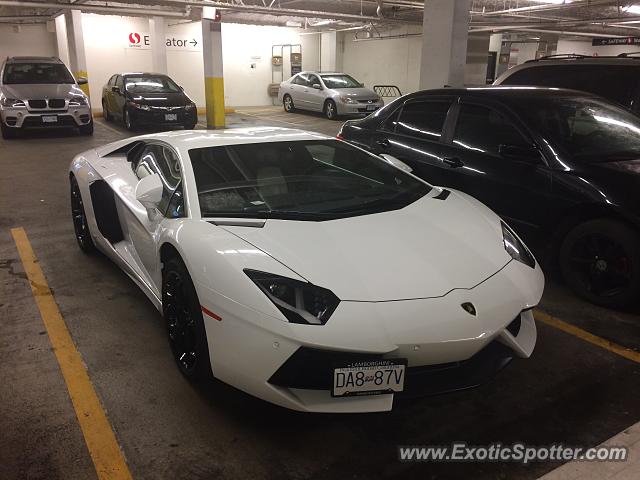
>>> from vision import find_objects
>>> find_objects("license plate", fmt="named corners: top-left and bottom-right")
top-left (332, 359), bottom-right (406, 397)
top-left (165, 113), bottom-right (178, 121)
top-left (42, 115), bottom-right (58, 123)
top-left (366, 105), bottom-right (376, 111)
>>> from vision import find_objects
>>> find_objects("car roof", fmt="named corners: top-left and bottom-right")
top-left (98, 127), bottom-right (333, 157)
top-left (5, 56), bottom-right (63, 64)
top-left (410, 86), bottom-right (597, 101)
top-left (522, 54), bottom-right (640, 66)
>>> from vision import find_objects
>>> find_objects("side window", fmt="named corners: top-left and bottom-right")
top-left (107, 75), bottom-right (116, 87)
top-left (307, 74), bottom-right (320, 87)
top-left (166, 182), bottom-right (185, 218)
top-left (294, 74), bottom-right (309, 86)
top-left (380, 107), bottom-right (401, 132)
top-left (453, 104), bottom-right (528, 156)
top-left (396, 101), bottom-right (451, 140)
top-left (115, 75), bottom-right (124, 89)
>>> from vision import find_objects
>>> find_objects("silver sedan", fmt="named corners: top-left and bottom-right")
top-left (278, 71), bottom-right (383, 120)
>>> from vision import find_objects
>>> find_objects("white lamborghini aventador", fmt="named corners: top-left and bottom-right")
top-left (69, 126), bottom-right (544, 413)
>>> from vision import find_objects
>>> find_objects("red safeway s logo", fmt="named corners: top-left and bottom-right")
top-left (129, 32), bottom-right (141, 44)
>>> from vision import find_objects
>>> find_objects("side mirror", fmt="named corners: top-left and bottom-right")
top-left (311, 83), bottom-right (322, 90)
top-left (359, 82), bottom-right (365, 88)
top-left (112, 85), bottom-right (121, 94)
top-left (379, 153), bottom-right (412, 173)
top-left (135, 174), bottom-right (163, 220)
top-left (77, 77), bottom-right (88, 85)
top-left (499, 144), bottom-right (541, 163)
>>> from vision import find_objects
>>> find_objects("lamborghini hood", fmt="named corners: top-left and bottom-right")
top-left (223, 192), bottom-right (512, 302)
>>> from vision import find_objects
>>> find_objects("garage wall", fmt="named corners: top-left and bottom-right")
top-left (341, 25), bottom-right (423, 96)
top-left (556, 39), bottom-right (640, 56)
top-left (0, 24), bottom-right (56, 60)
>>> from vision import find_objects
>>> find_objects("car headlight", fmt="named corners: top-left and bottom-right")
top-left (340, 96), bottom-right (356, 104)
top-left (1, 98), bottom-right (25, 107)
top-left (502, 222), bottom-right (535, 268)
top-left (185, 102), bottom-right (196, 110)
top-left (68, 96), bottom-right (87, 106)
top-left (128, 102), bottom-right (150, 111)
top-left (244, 269), bottom-right (340, 325)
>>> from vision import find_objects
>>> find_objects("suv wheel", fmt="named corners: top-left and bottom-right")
top-left (79, 121), bottom-right (94, 136)
top-left (559, 218), bottom-right (640, 308)
top-left (1, 122), bottom-right (16, 139)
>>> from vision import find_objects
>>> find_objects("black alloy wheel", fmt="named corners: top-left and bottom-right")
top-left (162, 257), bottom-right (212, 380)
top-left (560, 219), bottom-right (640, 308)
top-left (70, 176), bottom-right (96, 253)
top-left (124, 108), bottom-right (135, 131)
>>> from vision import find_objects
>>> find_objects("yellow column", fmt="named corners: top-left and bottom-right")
top-left (202, 7), bottom-right (225, 129)
top-left (74, 70), bottom-right (90, 97)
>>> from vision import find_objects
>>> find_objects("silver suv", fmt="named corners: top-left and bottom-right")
top-left (278, 71), bottom-right (383, 120)
top-left (0, 56), bottom-right (93, 139)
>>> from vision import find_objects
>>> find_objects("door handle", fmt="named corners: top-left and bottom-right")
top-left (376, 138), bottom-right (390, 148)
top-left (443, 157), bottom-right (464, 168)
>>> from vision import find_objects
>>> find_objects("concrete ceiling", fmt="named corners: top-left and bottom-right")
top-left (2, 0), bottom-right (640, 38)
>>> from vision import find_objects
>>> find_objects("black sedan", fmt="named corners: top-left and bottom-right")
top-left (339, 87), bottom-right (640, 308)
top-left (101, 72), bottom-right (197, 130)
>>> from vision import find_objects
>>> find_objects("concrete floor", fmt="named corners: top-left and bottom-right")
top-left (1, 107), bottom-right (639, 480)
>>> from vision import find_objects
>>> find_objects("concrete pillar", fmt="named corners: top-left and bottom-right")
top-left (65, 10), bottom-right (89, 97)
top-left (150, 16), bottom-right (167, 74)
top-left (54, 14), bottom-right (70, 66)
top-left (202, 7), bottom-right (225, 128)
top-left (464, 33), bottom-right (490, 86)
top-left (419, 0), bottom-right (472, 90)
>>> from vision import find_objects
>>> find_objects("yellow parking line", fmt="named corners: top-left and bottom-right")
top-left (96, 119), bottom-right (125, 136)
top-left (535, 310), bottom-right (640, 364)
top-left (10, 227), bottom-right (133, 480)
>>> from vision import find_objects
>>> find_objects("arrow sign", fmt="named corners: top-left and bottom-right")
top-left (190, 39), bottom-right (197, 47)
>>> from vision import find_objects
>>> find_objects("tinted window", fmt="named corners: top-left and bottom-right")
top-left (516, 96), bottom-right (640, 162)
top-left (189, 140), bottom-right (430, 220)
top-left (2, 63), bottom-right (75, 84)
top-left (380, 107), bottom-right (401, 132)
top-left (396, 101), bottom-right (451, 140)
top-left (503, 64), bottom-right (640, 108)
top-left (115, 75), bottom-right (124, 89)
top-left (453, 104), bottom-right (528, 156)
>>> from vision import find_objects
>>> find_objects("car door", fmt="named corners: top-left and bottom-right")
top-left (127, 143), bottom-right (183, 290)
top-left (439, 99), bottom-right (553, 240)
top-left (103, 75), bottom-right (116, 112)
top-left (112, 75), bottom-right (126, 118)
top-left (289, 74), bottom-right (309, 110)
top-left (304, 74), bottom-right (324, 111)
top-left (368, 97), bottom-right (456, 186)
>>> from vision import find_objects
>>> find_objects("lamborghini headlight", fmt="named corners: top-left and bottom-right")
top-left (502, 221), bottom-right (535, 268)
top-left (244, 269), bottom-right (340, 325)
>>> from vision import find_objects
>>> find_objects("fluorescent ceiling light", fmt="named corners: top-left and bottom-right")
top-left (528, 0), bottom-right (573, 3)
top-left (624, 4), bottom-right (640, 14)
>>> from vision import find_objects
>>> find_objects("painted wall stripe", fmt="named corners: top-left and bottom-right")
top-left (201, 305), bottom-right (222, 321)
top-left (535, 310), bottom-right (640, 364)
top-left (10, 227), bottom-right (133, 480)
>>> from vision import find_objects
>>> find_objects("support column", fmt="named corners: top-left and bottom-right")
top-left (419, 0), bottom-right (471, 90)
top-left (202, 7), bottom-right (225, 129)
top-left (54, 14), bottom-right (70, 66)
top-left (320, 31), bottom-right (337, 72)
top-left (150, 16), bottom-right (167, 74)
top-left (65, 10), bottom-right (89, 97)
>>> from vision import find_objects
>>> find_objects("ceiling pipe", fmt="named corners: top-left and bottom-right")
top-left (476, 0), bottom-right (614, 17)
top-left (0, 0), bottom-right (188, 17)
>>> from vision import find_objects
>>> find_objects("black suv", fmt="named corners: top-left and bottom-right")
top-left (495, 54), bottom-right (640, 115)
top-left (339, 87), bottom-right (640, 308)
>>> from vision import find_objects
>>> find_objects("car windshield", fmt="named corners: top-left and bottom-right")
top-left (189, 140), bottom-right (430, 220)
top-left (2, 63), bottom-right (75, 84)
top-left (125, 75), bottom-right (181, 93)
top-left (320, 74), bottom-right (361, 89)
top-left (516, 96), bottom-right (640, 162)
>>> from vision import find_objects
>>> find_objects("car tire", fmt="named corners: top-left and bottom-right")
top-left (1, 122), bottom-right (16, 139)
top-left (559, 218), bottom-right (640, 308)
top-left (283, 94), bottom-right (295, 113)
top-left (124, 108), bottom-right (135, 131)
top-left (102, 101), bottom-right (111, 122)
top-left (79, 121), bottom-right (94, 136)
top-left (324, 99), bottom-right (338, 120)
top-left (162, 256), bottom-right (213, 381)
top-left (70, 175), bottom-right (97, 254)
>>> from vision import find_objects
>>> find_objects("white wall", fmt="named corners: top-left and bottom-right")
top-left (556, 39), bottom-right (640, 57)
top-left (81, 14), bottom-right (153, 102)
top-left (0, 24), bottom-right (56, 59)
top-left (510, 42), bottom-right (540, 65)
top-left (341, 25), bottom-right (423, 96)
